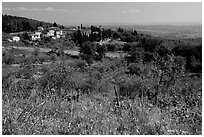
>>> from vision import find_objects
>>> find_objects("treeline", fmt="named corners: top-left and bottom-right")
top-left (2, 14), bottom-right (53, 33)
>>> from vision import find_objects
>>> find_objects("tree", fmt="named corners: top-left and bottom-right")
top-left (79, 41), bottom-right (96, 64)
top-left (21, 21), bottom-right (31, 31)
top-left (117, 27), bottom-right (124, 33)
top-left (102, 29), bottom-right (112, 39)
top-left (123, 43), bottom-right (132, 52)
top-left (39, 22), bottom-right (43, 27)
top-left (77, 29), bottom-right (83, 46)
top-left (60, 25), bottom-right (65, 29)
top-left (53, 22), bottom-right (57, 27)
top-left (95, 44), bottom-right (107, 61)
top-left (132, 29), bottom-right (138, 36)
top-left (22, 32), bottom-right (30, 40)
top-left (121, 31), bottom-right (134, 42)
top-left (113, 31), bottom-right (122, 39)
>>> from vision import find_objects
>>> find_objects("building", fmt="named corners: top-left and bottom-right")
top-left (81, 29), bottom-right (91, 36)
top-left (56, 29), bottom-right (63, 38)
top-left (12, 36), bottom-right (20, 42)
top-left (47, 29), bottom-right (55, 37)
top-left (46, 27), bottom-right (58, 37)
top-left (30, 31), bottom-right (42, 41)
top-left (37, 27), bottom-right (44, 31)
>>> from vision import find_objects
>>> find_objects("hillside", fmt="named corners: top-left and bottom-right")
top-left (2, 14), bottom-right (56, 33)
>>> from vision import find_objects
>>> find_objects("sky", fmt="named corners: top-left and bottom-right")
top-left (2, 2), bottom-right (202, 26)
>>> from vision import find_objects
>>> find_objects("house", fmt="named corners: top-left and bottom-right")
top-left (37, 27), bottom-right (44, 31)
top-left (30, 31), bottom-right (42, 41)
top-left (56, 29), bottom-right (63, 38)
top-left (47, 29), bottom-right (55, 37)
top-left (56, 29), bottom-right (63, 35)
top-left (12, 36), bottom-right (20, 42)
top-left (56, 34), bottom-right (61, 39)
top-left (81, 29), bottom-right (91, 36)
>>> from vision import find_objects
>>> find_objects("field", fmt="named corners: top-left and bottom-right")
top-left (2, 44), bottom-right (202, 135)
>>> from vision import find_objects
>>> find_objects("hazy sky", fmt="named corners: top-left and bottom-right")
top-left (2, 2), bottom-right (202, 26)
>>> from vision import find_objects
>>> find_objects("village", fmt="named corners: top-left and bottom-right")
top-left (5, 23), bottom-right (129, 59)
top-left (8, 24), bottom-right (106, 43)
top-left (9, 25), bottom-right (78, 42)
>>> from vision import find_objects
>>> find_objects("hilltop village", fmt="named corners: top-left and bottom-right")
top-left (8, 24), bottom-right (102, 43)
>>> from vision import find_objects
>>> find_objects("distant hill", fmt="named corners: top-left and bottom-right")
top-left (102, 24), bottom-right (202, 39)
top-left (2, 14), bottom-right (57, 33)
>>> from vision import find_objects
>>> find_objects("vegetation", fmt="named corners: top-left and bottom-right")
top-left (2, 16), bottom-right (202, 135)
top-left (2, 14), bottom-right (55, 33)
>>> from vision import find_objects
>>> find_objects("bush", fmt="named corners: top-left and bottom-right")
top-left (3, 53), bottom-right (16, 65)
top-left (123, 43), bottom-right (132, 52)
top-left (38, 63), bottom-right (74, 97)
top-left (127, 63), bottom-right (143, 75)
top-left (50, 54), bottom-right (58, 62)
top-left (128, 47), bottom-right (145, 63)
top-left (80, 41), bottom-right (96, 64)
top-left (156, 44), bottom-right (170, 57)
top-left (95, 44), bottom-right (107, 61)
top-left (143, 51), bottom-right (155, 62)
top-left (106, 44), bottom-right (118, 52)
top-left (33, 48), bottom-right (41, 56)
top-left (118, 78), bottom-right (145, 100)
top-left (76, 59), bottom-right (87, 69)
top-left (172, 44), bottom-right (202, 73)
top-left (37, 54), bottom-right (49, 63)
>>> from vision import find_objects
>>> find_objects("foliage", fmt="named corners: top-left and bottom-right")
top-left (2, 52), bottom-right (16, 65)
top-left (106, 44), bottom-right (118, 52)
top-left (2, 24), bottom-right (202, 135)
top-left (122, 43), bottom-right (132, 52)
top-left (2, 14), bottom-right (53, 33)
top-left (80, 41), bottom-right (96, 63)
top-left (95, 44), bottom-right (107, 61)
top-left (172, 44), bottom-right (202, 73)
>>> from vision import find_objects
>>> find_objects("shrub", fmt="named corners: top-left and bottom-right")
top-left (95, 44), bottom-right (107, 61)
top-left (143, 51), bottom-right (155, 63)
top-left (128, 47), bottom-right (145, 63)
top-left (156, 44), bottom-right (170, 57)
top-left (106, 44), bottom-right (118, 52)
top-left (172, 44), bottom-right (202, 73)
top-left (127, 63), bottom-right (143, 75)
top-left (123, 43), bottom-right (132, 52)
top-left (3, 53), bottom-right (16, 65)
top-left (50, 54), bottom-right (58, 62)
top-left (80, 41), bottom-right (96, 64)
top-left (33, 48), bottom-right (41, 56)
top-left (76, 59), bottom-right (87, 69)
top-left (118, 78), bottom-right (145, 100)
top-left (37, 54), bottom-right (49, 63)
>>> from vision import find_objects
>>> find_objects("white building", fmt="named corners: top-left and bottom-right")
top-left (12, 36), bottom-right (20, 42)
top-left (47, 30), bottom-right (55, 37)
top-left (56, 30), bottom-right (63, 38)
top-left (56, 30), bottom-right (63, 35)
top-left (31, 31), bottom-right (42, 41)
top-left (37, 27), bottom-right (44, 31)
